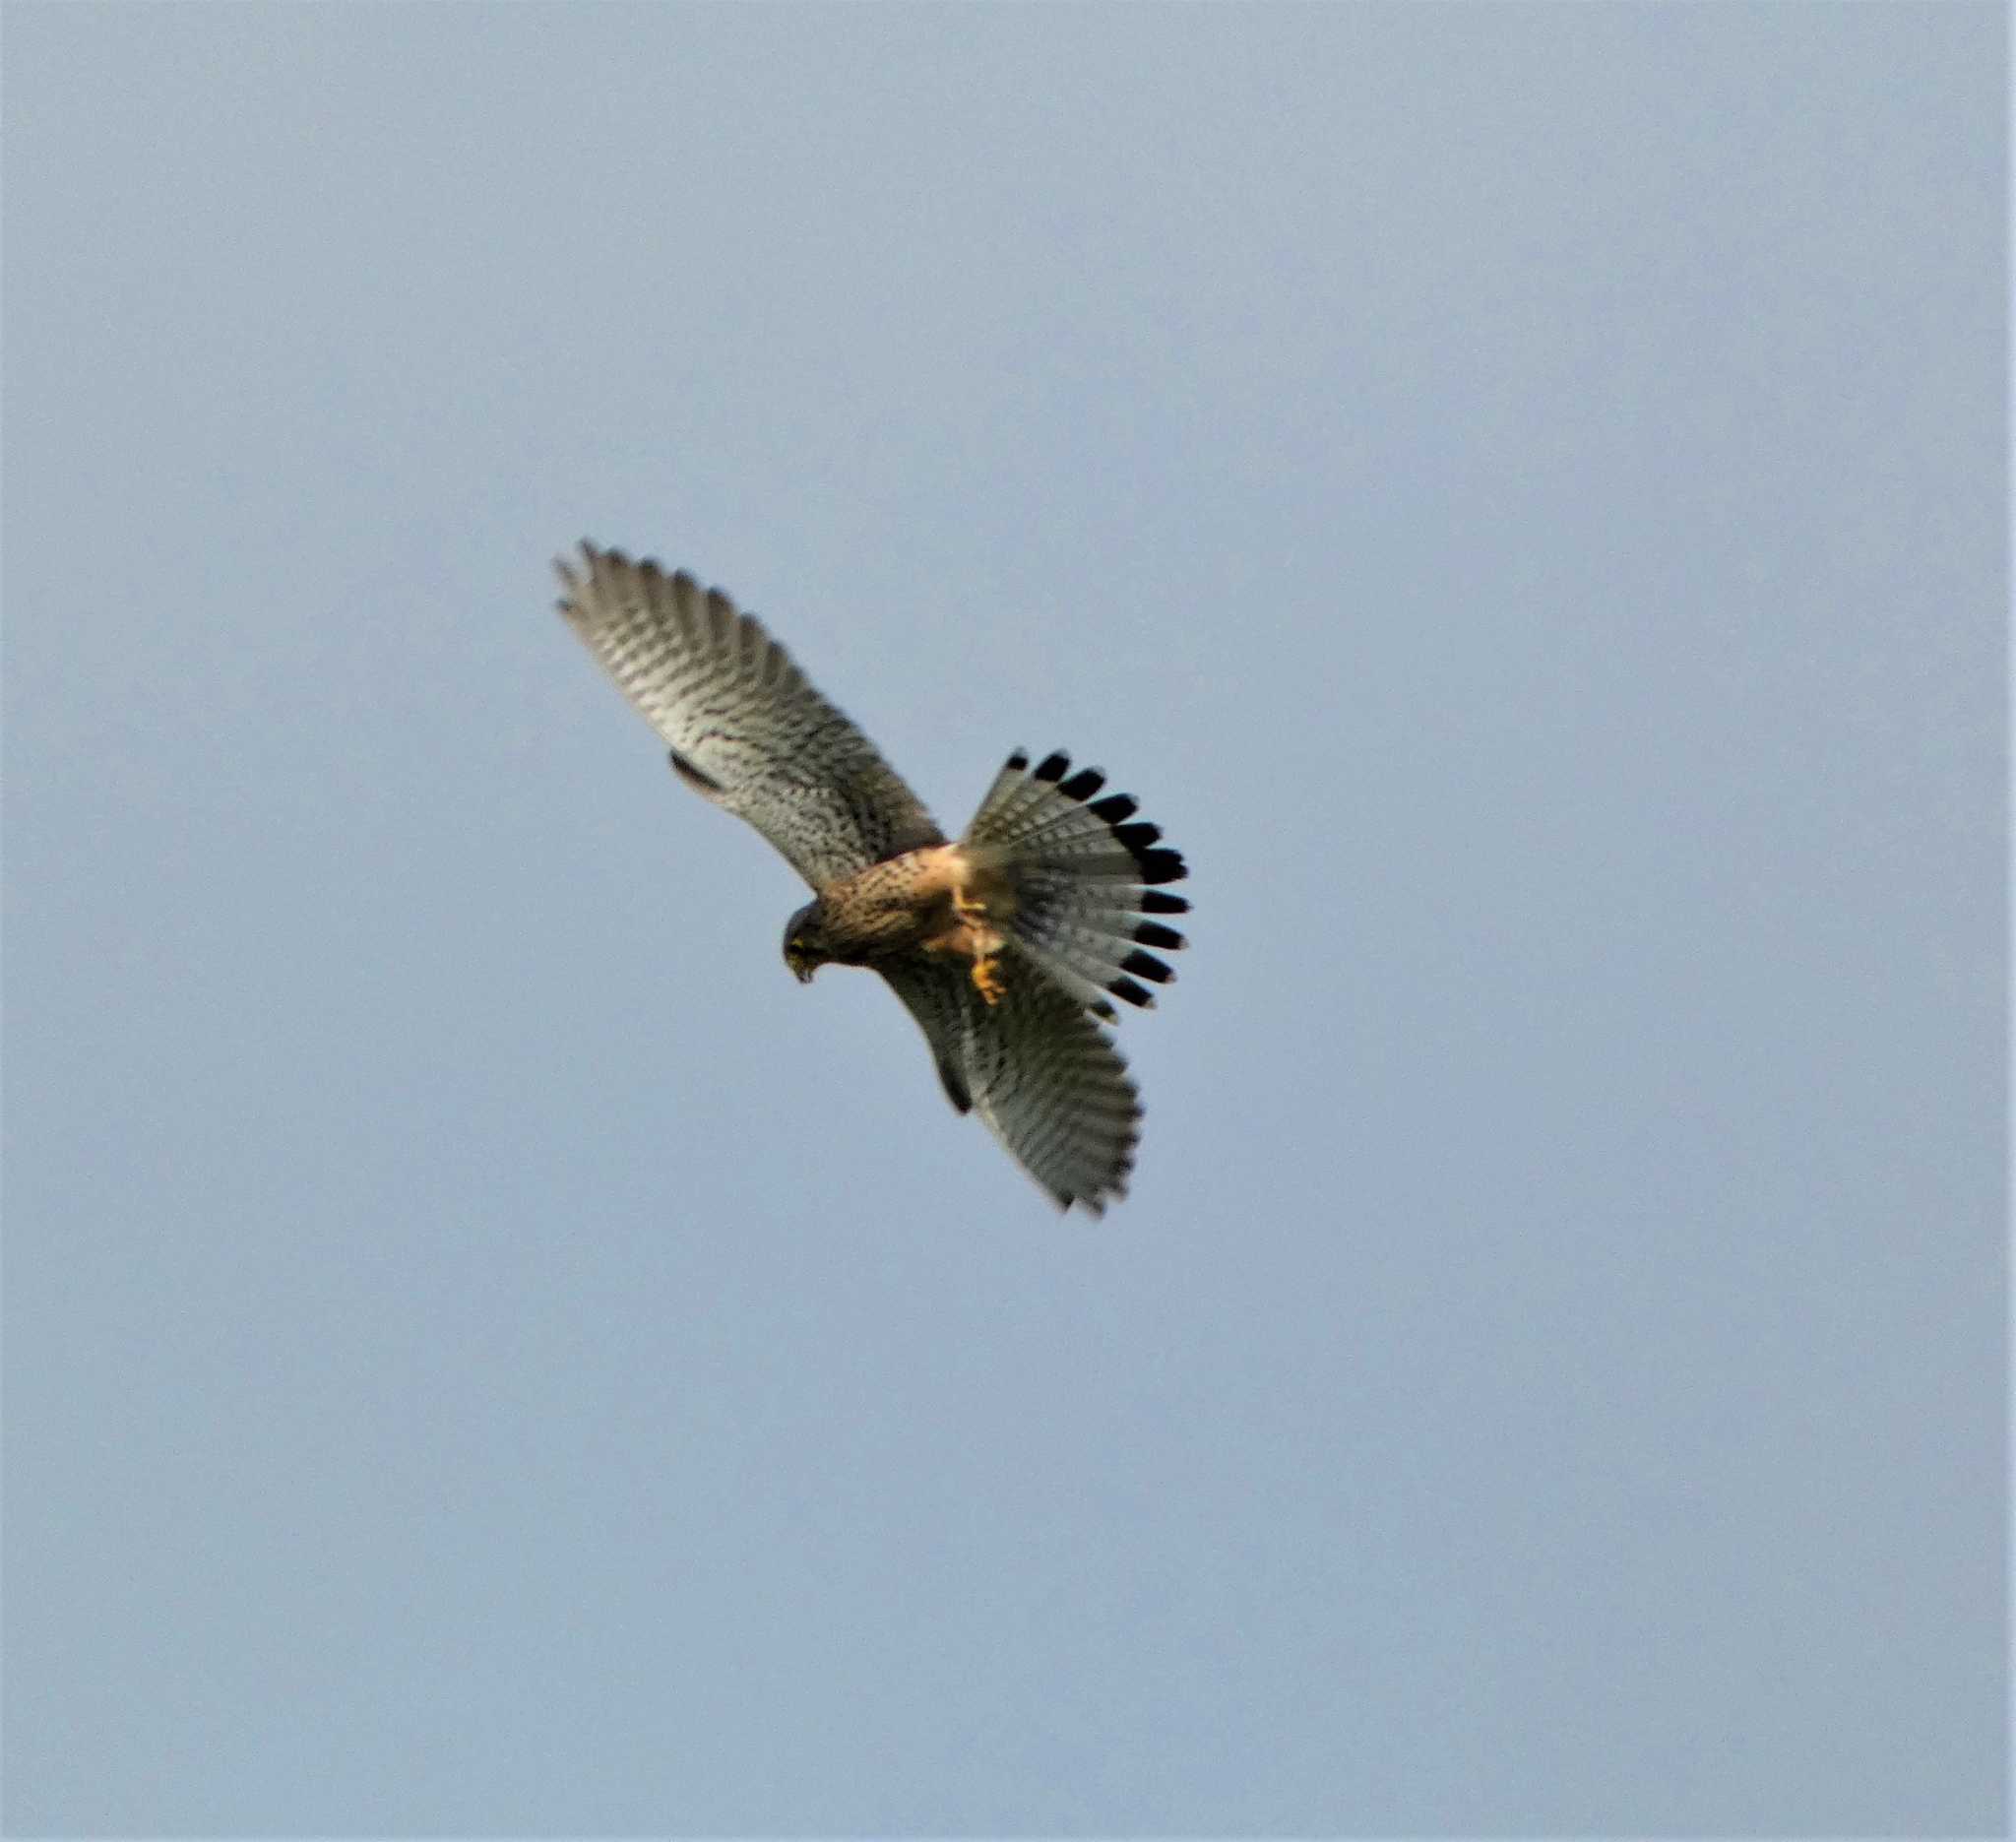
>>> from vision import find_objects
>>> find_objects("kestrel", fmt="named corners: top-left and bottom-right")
top-left (556, 543), bottom-right (1188, 1214)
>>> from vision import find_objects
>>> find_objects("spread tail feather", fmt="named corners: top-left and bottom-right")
top-left (962, 749), bottom-right (1188, 1018)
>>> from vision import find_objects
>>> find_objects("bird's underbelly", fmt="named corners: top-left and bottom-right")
top-left (821, 845), bottom-right (1006, 967)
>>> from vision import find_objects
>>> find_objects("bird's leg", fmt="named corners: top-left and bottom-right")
top-left (970, 949), bottom-right (1007, 1007)
top-left (952, 878), bottom-right (1007, 1006)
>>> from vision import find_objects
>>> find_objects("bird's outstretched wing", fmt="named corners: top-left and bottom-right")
top-left (879, 956), bottom-right (1142, 1215)
top-left (557, 543), bottom-right (944, 890)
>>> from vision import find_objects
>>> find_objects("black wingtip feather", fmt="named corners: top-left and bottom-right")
top-left (1121, 949), bottom-right (1173, 984)
top-left (1034, 751), bottom-right (1070, 784)
top-left (1005, 748), bottom-right (1030, 773)
top-left (1089, 793), bottom-right (1137, 823)
top-left (1059, 767), bottom-right (1105, 802)
top-left (1137, 849), bottom-right (1188, 884)
top-left (1114, 821), bottom-right (1163, 850)
top-left (1107, 975), bottom-right (1156, 1009)
top-left (1133, 921), bottom-right (1185, 950)
top-left (1138, 890), bottom-right (1189, 915)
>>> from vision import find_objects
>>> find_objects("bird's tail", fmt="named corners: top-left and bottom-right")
top-left (960, 749), bottom-right (1188, 1021)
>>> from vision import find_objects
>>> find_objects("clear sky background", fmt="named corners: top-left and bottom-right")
top-left (3, 4), bottom-right (2004, 1834)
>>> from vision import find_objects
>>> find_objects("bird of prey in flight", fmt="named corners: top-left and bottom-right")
top-left (557, 543), bottom-right (1188, 1214)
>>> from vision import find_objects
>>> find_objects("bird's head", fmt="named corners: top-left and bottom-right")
top-left (782, 900), bottom-right (830, 985)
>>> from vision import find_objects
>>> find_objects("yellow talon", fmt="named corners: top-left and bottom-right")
top-left (971, 955), bottom-right (1006, 1006)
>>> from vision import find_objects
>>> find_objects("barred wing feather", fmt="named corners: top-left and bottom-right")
top-left (879, 958), bottom-right (1142, 1216)
top-left (556, 543), bottom-right (943, 890)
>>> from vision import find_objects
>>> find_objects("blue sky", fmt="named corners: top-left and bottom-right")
top-left (4, 3), bottom-right (2004, 1832)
